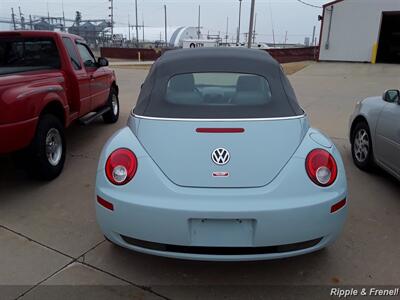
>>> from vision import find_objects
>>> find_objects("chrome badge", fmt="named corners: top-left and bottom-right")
top-left (211, 148), bottom-right (230, 165)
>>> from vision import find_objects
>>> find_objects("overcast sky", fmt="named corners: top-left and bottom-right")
top-left (0, 0), bottom-right (327, 43)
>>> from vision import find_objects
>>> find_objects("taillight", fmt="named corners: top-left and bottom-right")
top-left (306, 149), bottom-right (337, 187)
top-left (105, 148), bottom-right (137, 185)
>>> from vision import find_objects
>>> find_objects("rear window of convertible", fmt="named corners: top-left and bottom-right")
top-left (137, 70), bottom-right (303, 119)
top-left (166, 72), bottom-right (272, 106)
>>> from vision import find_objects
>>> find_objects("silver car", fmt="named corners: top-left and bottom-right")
top-left (350, 89), bottom-right (400, 179)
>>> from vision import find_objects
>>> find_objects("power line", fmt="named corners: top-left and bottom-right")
top-left (295, 0), bottom-right (321, 9)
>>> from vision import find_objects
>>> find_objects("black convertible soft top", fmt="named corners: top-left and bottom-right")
top-left (134, 47), bottom-right (304, 119)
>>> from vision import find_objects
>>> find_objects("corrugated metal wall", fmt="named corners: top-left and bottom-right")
top-left (319, 0), bottom-right (400, 62)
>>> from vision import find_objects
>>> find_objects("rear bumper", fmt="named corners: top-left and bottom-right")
top-left (109, 236), bottom-right (334, 262)
top-left (0, 117), bottom-right (38, 154)
top-left (96, 189), bottom-right (347, 261)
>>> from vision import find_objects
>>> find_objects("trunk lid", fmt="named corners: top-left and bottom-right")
top-left (132, 116), bottom-right (308, 188)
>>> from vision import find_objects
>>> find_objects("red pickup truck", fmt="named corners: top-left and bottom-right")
top-left (0, 31), bottom-right (119, 180)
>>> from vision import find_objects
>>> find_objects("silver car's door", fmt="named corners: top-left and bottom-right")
top-left (375, 101), bottom-right (400, 175)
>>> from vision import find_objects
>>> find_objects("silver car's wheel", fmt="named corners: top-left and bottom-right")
top-left (46, 128), bottom-right (63, 166)
top-left (353, 128), bottom-right (369, 163)
top-left (351, 121), bottom-right (374, 171)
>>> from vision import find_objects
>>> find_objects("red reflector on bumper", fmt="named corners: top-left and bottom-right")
top-left (330, 198), bottom-right (346, 213)
top-left (97, 196), bottom-right (114, 211)
top-left (196, 128), bottom-right (245, 133)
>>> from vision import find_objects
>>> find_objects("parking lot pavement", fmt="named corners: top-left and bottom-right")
top-left (19, 262), bottom-right (163, 300)
top-left (0, 63), bottom-right (399, 299)
top-left (0, 227), bottom-right (72, 299)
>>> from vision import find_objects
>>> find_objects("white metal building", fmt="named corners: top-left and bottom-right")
top-left (319, 0), bottom-right (400, 63)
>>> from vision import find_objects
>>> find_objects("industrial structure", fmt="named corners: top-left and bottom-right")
top-left (114, 26), bottom-right (199, 47)
top-left (1, 0), bottom-right (316, 50)
top-left (169, 27), bottom-right (199, 47)
top-left (0, 3), bottom-right (201, 49)
top-left (0, 8), bottom-right (113, 47)
top-left (319, 0), bottom-right (400, 63)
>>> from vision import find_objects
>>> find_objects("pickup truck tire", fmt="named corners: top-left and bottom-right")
top-left (29, 114), bottom-right (66, 180)
top-left (103, 88), bottom-right (119, 124)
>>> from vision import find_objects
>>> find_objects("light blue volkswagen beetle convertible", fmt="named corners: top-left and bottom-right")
top-left (95, 48), bottom-right (348, 261)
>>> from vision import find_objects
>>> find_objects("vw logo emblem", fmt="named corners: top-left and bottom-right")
top-left (211, 148), bottom-right (230, 165)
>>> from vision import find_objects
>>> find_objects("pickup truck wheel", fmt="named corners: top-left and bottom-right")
top-left (29, 114), bottom-right (66, 180)
top-left (103, 88), bottom-right (119, 124)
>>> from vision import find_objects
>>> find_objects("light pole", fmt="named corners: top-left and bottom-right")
top-left (247, 0), bottom-right (255, 48)
top-left (164, 4), bottom-right (167, 47)
top-left (135, 0), bottom-right (139, 47)
top-left (109, 0), bottom-right (113, 37)
top-left (197, 5), bottom-right (201, 39)
top-left (236, 0), bottom-right (242, 44)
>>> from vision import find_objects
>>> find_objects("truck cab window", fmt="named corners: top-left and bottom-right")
top-left (0, 38), bottom-right (60, 75)
top-left (76, 43), bottom-right (96, 68)
top-left (62, 37), bottom-right (81, 70)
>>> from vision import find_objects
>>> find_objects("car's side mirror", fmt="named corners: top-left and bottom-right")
top-left (97, 57), bottom-right (109, 67)
top-left (383, 89), bottom-right (400, 103)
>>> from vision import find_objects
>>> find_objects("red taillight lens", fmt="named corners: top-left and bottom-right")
top-left (105, 148), bottom-right (137, 185)
top-left (306, 149), bottom-right (337, 187)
